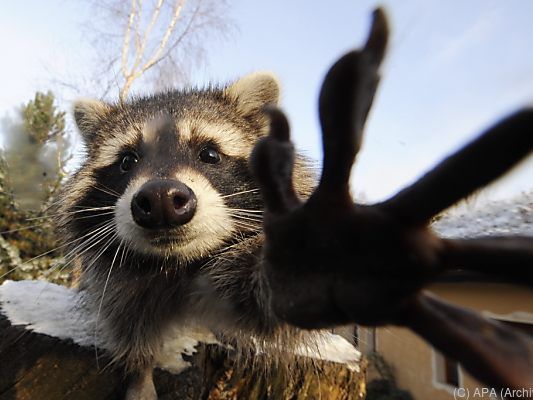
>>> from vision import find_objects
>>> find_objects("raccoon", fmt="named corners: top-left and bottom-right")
top-left (57, 73), bottom-right (316, 399)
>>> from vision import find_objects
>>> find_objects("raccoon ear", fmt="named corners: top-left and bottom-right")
top-left (224, 72), bottom-right (280, 116)
top-left (73, 99), bottom-right (112, 142)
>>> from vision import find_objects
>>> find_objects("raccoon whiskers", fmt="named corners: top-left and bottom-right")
top-left (220, 188), bottom-right (260, 199)
top-left (228, 212), bottom-right (263, 232)
top-left (229, 219), bottom-right (262, 228)
top-left (70, 211), bottom-right (116, 221)
top-left (0, 222), bottom-right (55, 234)
top-left (0, 220), bottom-right (115, 280)
top-left (93, 184), bottom-right (121, 198)
top-left (95, 239), bottom-right (125, 369)
top-left (227, 213), bottom-right (263, 223)
top-left (227, 208), bottom-right (263, 214)
top-left (56, 206), bottom-right (116, 218)
top-left (232, 221), bottom-right (262, 232)
top-left (227, 209), bottom-right (263, 217)
top-left (66, 225), bottom-right (117, 271)
top-left (212, 227), bottom-right (262, 256)
top-left (71, 205), bottom-right (115, 210)
top-left (38, 210), bottom-right (115, 226)
top-left (42, 213), bottom-right (117, 277)
top-left (25, 206), bottom-right (115, 221)
top-left (49, 223), bottom-right (118, 277)
top-left (49, 223), bottom-right (116, 276)
top-left (211, 241), bottom-right (244, 257)
top-left (223, 207), bottom-right (264, 233)
top-left (98, 183), bottom-right (121, 196)
top-left (64, 221), bottom-right (116, 257)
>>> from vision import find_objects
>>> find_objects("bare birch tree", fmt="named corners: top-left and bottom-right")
top-left (80, 0), bottom-right (232, 100)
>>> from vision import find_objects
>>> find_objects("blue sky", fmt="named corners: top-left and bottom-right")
top-left (1, 0), bottom-right (532, 204)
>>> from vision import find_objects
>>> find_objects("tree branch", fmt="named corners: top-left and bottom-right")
top-left (121, 0), bottom-right (138, 79)
top-left (139, 0), bottom-right (186, 74)
top-left (131, 0), bottom-right (164, 74)
top-left (149, 0), bottom-right (201, 70)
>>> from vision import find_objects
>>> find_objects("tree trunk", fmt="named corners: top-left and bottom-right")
top-left (0, 281), bottom-right (365, 400)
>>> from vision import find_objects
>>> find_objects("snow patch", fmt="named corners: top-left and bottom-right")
top-left (0, 280), bottom-right (96, 346)
top-left (0, 280), bottom-right (360, 373)
top-left (434, 192), bottom-right (533, 238)
top-left (157, 324), bottom-right (218, 373)
top-left (295, 333), bottom-right (361, 372)
top-left (0, 280), bottom-right (217, 374)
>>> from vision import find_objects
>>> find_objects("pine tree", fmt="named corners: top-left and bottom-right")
top-left (0, 92), bottom-right (70, 284)
top-left (2, 91), bottom-right (68, 210)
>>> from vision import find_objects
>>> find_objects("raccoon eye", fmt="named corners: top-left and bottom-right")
top-left (120, 152), bottom-right (139, 172)
top-left (199, 146), bottom-right (221, 164)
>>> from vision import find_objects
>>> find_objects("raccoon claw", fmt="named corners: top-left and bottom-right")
top-left (250, 106), bottom-right (301, 214)
top-left (408, 292), bottom-right (533, 390)
top-left (252, 9), bottom-right (389, 212)
top-left (441, 236), bottom-right (533, 285)
top-left (364, 8), bottom-right (388, 65)
top-left (316, 6), bottom-right (387, 199)
top-left (262, 104), bottom-right (291, 141)
top-left (379, 109), bottom-right (533, 224)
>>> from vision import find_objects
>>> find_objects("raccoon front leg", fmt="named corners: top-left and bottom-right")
top-left (83, 275), bottom-right (167, 400)
top-left (250, 7), bottom-right (533, 391)
top-left (107, 310), bottom-right (160, 400)
top-left (125, 366), bottom-right (157, 400)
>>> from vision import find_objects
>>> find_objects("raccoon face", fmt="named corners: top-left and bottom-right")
top-left (64, 73), bottom-right (280, 263)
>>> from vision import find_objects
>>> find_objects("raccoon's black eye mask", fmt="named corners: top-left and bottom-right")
top-left (251, 7), bottom-right (533, 394)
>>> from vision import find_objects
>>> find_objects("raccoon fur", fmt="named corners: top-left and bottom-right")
top-left (57, 73), bottom-right (317, 397)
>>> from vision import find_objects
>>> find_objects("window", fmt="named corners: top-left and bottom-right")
top-left (356, 326), bottom-right (376, 353)
top-left (434, 351), bottom-right (460, 388)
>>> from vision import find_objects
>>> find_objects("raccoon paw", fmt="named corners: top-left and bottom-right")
top-left (250, 7), bottom-right (398, 329)
top-left (250, 6), bottom-right (533, 394)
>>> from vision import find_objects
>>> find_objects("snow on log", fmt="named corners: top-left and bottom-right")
top-left (0, 280), bottom-right (364, 399)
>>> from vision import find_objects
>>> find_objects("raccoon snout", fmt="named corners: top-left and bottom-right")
top-left (131, 179), bottom-right (197, 229)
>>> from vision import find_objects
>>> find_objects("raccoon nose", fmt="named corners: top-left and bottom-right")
top-left (131, 179), bottom-right (197, 229)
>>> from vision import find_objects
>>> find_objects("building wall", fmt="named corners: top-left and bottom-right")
top-left (359, 282), bottom-right (533, 400)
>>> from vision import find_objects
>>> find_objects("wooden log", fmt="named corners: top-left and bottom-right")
top-left (0, 280), bottom-right (365, 399)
